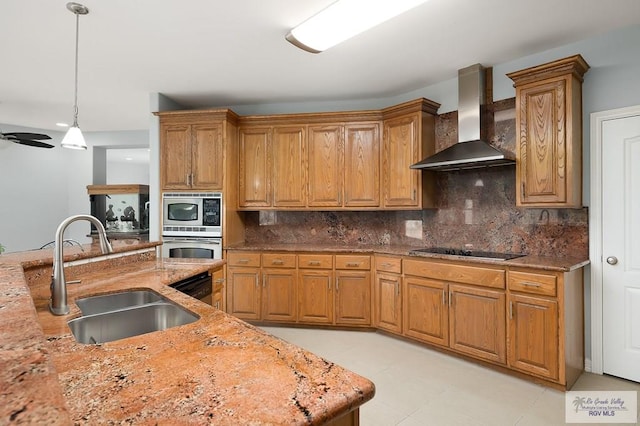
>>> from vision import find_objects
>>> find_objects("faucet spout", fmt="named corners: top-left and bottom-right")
top-left (49, 214), bottom-right (113, 315)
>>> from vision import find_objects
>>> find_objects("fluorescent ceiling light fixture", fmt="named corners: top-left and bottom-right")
top-left (286, 0), bottom-right (429, 53)
top-left (56, 122), bottom-right (69, 127)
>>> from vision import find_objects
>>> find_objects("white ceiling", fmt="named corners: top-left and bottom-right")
top-left (2, 0), bottom-right (640, 132)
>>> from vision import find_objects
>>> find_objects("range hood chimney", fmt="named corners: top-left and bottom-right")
top-left (410, 64), bottom-right (515, 171)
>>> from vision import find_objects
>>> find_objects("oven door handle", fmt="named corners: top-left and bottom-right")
top-left (163, 238), bottom-right (221, 245)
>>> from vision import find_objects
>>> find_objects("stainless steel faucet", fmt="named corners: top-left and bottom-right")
top-left (49, 214), bottom-right (113, 315)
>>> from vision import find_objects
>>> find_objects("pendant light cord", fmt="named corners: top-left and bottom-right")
top-left (72, 10), bottom-right (80, 127)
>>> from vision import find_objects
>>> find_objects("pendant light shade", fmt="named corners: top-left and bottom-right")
top-left (286, 0), bottom-right (429, 53)
top-left (61, 2), bottom-right (89, 150)
top-left (61, 125), bottom-right (87, 150)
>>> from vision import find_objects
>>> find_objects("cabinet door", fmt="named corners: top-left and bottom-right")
top-left (335, 271), bottom-right (371, 326)
top-left (508, 293), bottom-right (559, 380)
top-left (161, 124), bottom-right (191, 190)
top-left (449, 284), bottom-right (506, 364)
top-left (191, 124), bottom-right (223, 190)
top-left (298, 270), bottom-right (333, 324)
top-left (516, 79), bottom-right (569, 206)
top-left (239, 127), bottom-right (271, 208)
top-left (383, 114), bottom-right (420, 207)
top-left (375, 272), bottom-right (402, 334)
top-left (272, 126), bottom-right (306, 207)
top-left (344, 123), bottom-right (380, 207)
top-left (308, 124), bottom-right (343, 207)
top-left (226, 267), bottom-right (261, 320)
top-left (262, 269), bottom-right (297, 322)
top-left (403, 276), bottom-right (448, 346)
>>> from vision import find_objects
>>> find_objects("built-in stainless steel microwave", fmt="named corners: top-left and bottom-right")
top-left (162, 192), bottom-right (222, 237)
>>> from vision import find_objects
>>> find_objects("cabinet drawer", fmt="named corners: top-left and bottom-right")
top-left (227, 252), bottom-right (261, 267)
top-left (335, 255), bottom-right (370, 270)
top-left (262, 253), bottom-right (297, 268)
top-left (508, 271), bottom-right (557, 296)
top-left (375, 255), bottom-right (402, 274)
top-left (403, 259), bottom-right (505, 289)
top-left (298, 254), bottom-right (333, 269)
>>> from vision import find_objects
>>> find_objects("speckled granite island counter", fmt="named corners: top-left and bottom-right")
top-left (1, 241), bottom-right (374, 425)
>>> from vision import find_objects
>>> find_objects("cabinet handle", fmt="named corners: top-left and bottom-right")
top-left (255, 275), bottom-right (259, 289)
top-left (413, 189), bottom-right (416, 201)
top-left (271, 259), bottom-right (284, 265)
top-left (190, 173), bottom-right (194, 186)
top-left (237, 259), bottom-right (249, 264)
top-left (186, 174), bottom-right (190, 186)
top-left (521, 281), bottom-right (541, 288)
top-left (395, 279), bottom-right (400, 296)
top-left (522, 182), bottom-right (525, 197)
top-left (263, 276), bottom-right (266, 288)
top-left (214, 278), bottom-right (225, 284)
top-left (214, 302), bottom-right (220, 309)
top-left (381, 263), bottom-right (392, 268)
top-left (308, 261), bottom-right (321, 266)
top-left (448, 290), bottom-right (453, 307)
top-left (346, 262), bottom-right (360, 267)
top-left (509, 301), bottom-right (514, 319)
top-left (442, 289), bottom-right (447, 305)
top-left (336, 277), bottom-right (339, 291)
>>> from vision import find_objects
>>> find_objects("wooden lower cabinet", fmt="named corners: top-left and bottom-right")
top-left (508, 293), bottom-right (559, 380)
top-left (375, 272), bottom-right (402, 333)
top-left (298, 269), bottom-right (333, 324)
top-left (335, 270), bottom-right (371, 326)
top-left (403, 276), bottom-right (448, 346)
top-left (225, 251), bottom-right (584, 388)
top-left (227, 267), bottom-right (261, 320)
top-left (449, 284), bottom-right (506, 364)
top-left (262, 268), bottom-right (297, 322)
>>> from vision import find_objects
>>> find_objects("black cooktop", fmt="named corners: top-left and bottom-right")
top-left (409, 247), bottom-right (525, 261)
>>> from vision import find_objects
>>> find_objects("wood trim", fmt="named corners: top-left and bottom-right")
top-left (506, 54), bottom-right (590, 86)
top-left (87, 184), bottom-right (149, 195)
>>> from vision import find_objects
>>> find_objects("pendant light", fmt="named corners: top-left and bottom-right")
top-left (61, 2), bottom-right (89, 150)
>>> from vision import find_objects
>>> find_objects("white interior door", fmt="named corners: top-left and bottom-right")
top-left (602, 112), bottom-right (640, 383)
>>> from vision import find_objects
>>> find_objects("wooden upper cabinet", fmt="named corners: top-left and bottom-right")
top-left (507, 55), bottom-right (589, 208)
top-left (344, 122), bottom-right (380, 207)
top-left (239, 126), bottom-right (271, 208)
top-left (383, 114), bottom-right (420, 207)
top-left (308, 124), bottom-right (343, 207)
top-left (236, 98), bottom-right (437, 211)
top-left (157, 110), bottom-right (230, 191)
top-left (272, 126), bottom-right (306, 207)
top-left (161, 124), bottom-right (191, 190)
top-left (191, 124), bottom-right (223, 189)
top-left (382, 98), bottom-right (439, 209)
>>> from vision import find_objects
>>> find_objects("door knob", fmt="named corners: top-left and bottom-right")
top-left (606, 256), bottom-right (618, 265)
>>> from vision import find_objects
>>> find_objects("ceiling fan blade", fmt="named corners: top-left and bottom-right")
top-left (4, 132), bottom-right (52, 140)
top-left (14, 139), bottom-right (55, 149)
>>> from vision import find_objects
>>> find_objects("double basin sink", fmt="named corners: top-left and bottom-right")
top-left (68, 290), bottom-right (199, 344)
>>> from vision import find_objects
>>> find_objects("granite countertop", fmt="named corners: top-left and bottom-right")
top-left (224, 243), bottom-right (590, 272)
top-left (1, 242), bottom-right (374, 424)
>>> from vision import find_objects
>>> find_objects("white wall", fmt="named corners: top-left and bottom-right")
top-left (0, 125), bottom-right (69, 252)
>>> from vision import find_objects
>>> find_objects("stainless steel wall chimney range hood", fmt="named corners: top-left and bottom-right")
top-left (410, 64), bottom-right (515, 171)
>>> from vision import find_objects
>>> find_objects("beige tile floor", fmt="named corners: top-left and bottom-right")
top-left (260, 326), bottom-right (640, 426)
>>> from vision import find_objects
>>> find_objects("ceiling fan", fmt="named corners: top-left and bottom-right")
top-left (0, 131), bottom-right (54, 149)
